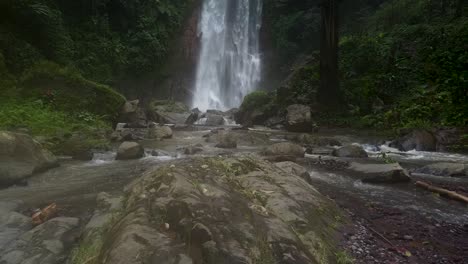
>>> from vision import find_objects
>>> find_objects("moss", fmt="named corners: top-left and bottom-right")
top-left (149, 100), bottom-right (189, 113)
top-left (19, 61), bottom-right (125, 121)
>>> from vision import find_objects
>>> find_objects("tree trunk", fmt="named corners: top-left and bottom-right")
top-left (318, 0), bottom-right (340, 109)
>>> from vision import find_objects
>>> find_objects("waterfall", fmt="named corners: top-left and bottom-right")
top-left (192, 0), bottom-right (262, 111)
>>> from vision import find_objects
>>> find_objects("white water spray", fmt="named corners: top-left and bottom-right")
top-left (192, 0), bottom-right (262, 111)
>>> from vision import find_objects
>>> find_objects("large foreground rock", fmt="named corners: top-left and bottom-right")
top-left (415, 163), bottom-right (467, 177)
top-left (390, 130), bottom-right (437, 151)
top-left (0, 132), bottom-right (58, 186)
top-left (347, 162), bottom-right (411, 183)
top-left (0, 217), bottom-right (80, 264)
top-left (332, 145), bottom-right (368, 158)
top-left (285, 104), bottom-right (313, 132)
top-left (214, 131), bottom-right (237, 149)
top-left (116, 142), bottom-right (144, 160)
top-left (79, 157), bottom-right (343, 264)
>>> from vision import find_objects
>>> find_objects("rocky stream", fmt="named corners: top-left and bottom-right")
top-left (0, 121), bottom-right (467, 264)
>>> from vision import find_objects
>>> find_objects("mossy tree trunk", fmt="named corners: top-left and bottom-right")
top-left (318, 0), bottom-right (340, 108)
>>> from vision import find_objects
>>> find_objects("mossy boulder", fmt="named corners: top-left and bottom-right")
top-left (19, 61), bottom-right (126, 121)
top-left (147, 100), bottom-right (192, 124)
top-left (235, 91), bottom-right (278, 127)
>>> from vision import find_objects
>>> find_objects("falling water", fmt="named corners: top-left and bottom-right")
top-left (192, 0), bottom-right (262, 111)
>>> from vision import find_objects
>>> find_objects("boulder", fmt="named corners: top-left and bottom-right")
top-left (147, 100), bottom-right (192, 125)
top-left (0, 132), bottom-right (58, 186)
top-left (285, 104), bottom-right (313, 132)
top-left (347, 162), bottom-right (411, 183)
top-left (390, 130), bottom-right (436, 151)
top-left (295, 134), bottom-right (342, 147)
top-left (215, 131), bottom-right (237, 149)
top-left (263, 142), bottom-right (305, 161)
top-left (415, 163), bottom-right (467, 177)
top-left (332, 145), bottom-right (368, 158)
top-left (0, 217), bottom-right (80, 264)
top-left (275, 161), bottom-right (311, 184)
top-left (183, 144), bottom-right (204, 155)
top-left (205, 114), bottom-right (225, 126)
top-left (73, 157), bottom-right (342, 264)
top-left (116, 142), bottom-right (145, 160)
top-left (147, 126), bottom-right (173, 140)
top-left (72, 150), bottom-right (94, 161)
top-left (120, 100), bottom-right (148, 128)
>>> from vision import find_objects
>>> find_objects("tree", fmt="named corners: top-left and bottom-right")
top-left (318, 0), bottom-right (340, 108)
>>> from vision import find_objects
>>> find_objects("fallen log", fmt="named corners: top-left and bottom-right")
top-left (415, 181), bottom-right (468, 204)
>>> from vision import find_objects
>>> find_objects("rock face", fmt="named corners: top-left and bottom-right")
top-left (147, 125), bottom-right (173, 140)
top-left (332, 145), bottom-right (368, 158)
top-left (116, 142), bottom-right (145, 160)
top-left (415, 163), bottom-right (467, 177)
top-left (263, 142), bottom-right (305, 161)
top-left (0, 217), bottom-right (80, 264)
top-left (285, 104), bottom-right (313, 132)
top-left (347, 162), bottom-right (411, 183)
top-left (0, 131), bottom-right (58, 186)
top-left (83, 157), bottom-right (342, 264)
top-left (390, 130), bottom-right (437, 151)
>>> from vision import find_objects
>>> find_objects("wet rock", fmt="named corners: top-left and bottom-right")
top-left (415, 163), bottom-right (467, 177)
top-left (264, 116), bottom-right (285, 129)
top-left (72, 150), bottom-right (94, 161)
top-left (147, 125), bottom-right (173, 140)
top-left (184, 144), bottom-right (204, 155)
top-left (0, 217), bottom-right (80, 264)
top-left (0, 131), bottom-right (58, 186)
top-left (333, 145), bottom-right (368, 158)
top-left (147, 100), bottom-right (192, 125)
top-left (434, 128), bottom-right (468, 152)
top-left (275, 161), bottom-right (311, 184)
top-left (347, 162), bottom-right (411, 183)
top-left (263, 142), bottom-right (305, 161)
top-left (83, 193), bottom-right (123, 239)
top-left (215, 131), bottom-right (237, 149)
top-left (295, 134), bottom-right (342, 147)
top-left (84, 157), bottom-right (342, 264)
top-left (390, 130), bottom-right (436, 151)
top-left (120, 100), bottom-right (148, 128)
top-left (285, 104), bottom-right (313, 132)
top-left (0, 202), bottom-right (31, 250)
top-left (205, 114), bottom-right (225, 126)
top-left (116, 142), bottom-right (145, 160)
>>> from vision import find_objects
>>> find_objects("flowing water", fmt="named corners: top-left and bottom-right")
top-left (192, 0), bottom-right (262, 111)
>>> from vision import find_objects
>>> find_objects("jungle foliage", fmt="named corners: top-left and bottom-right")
top-left (263, 0), bottom-right (467, 128)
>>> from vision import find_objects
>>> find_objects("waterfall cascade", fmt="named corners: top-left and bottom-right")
top-left (192, 0), bottom-right (262, 111)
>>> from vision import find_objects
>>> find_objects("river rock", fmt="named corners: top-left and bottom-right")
top-left (415, 163), bottom-right (467, 177)
top-left (332, 145), bottom-right (368, 158)
top-left (0, 202), bottom-right (32, 250)
top-left (147, 100), bottom-right (192, 125)
top-left (205, 114), bottom-right (225, 126)
top-left (285, 104), bottom-right (313, 132)
top-left (263, 142), bottom-right (305, 161)
top-left (0, 131), bottom-right (58, 186)
top-left (183, 144), bottom-right (204, 155)
top-left (116, 142), bottom-right (145, 160)
top-left (119, 100), bottom-right (147, 128)
top-left (147, 126), bottom-right (173, 140)
top-left (347, 162), bottom-right (411, 183)
top-left (0, 217), bottom-right (80, 264)
top-left (76, 157), bottom-right (342, 264)
top-left (390, 130), bottom-right (436, 151)
top-left (215, 131), bottom-right (237, 149)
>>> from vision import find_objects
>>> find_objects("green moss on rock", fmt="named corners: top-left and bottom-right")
top-left (19, 61), bottom-right (125, 120)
